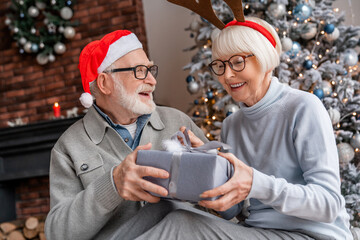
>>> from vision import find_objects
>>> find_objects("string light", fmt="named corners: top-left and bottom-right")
top-left (212, 116), bottom-right (216, 120)
top-left (321, 31), bottom-right (325, 35)
top-left (299, 73), bottom-right (303, 77)
top-left (206, 133), bottom-right (211, 138)
top-left (334, 8), bottom-right (339, 12)
top-left (245, 4), bottom-right (249, 9)
top-left (331, 81), bottom-right (336, 85)
top-left (204, 98), bottom-right (208, 102)
top-left (319, 54), bottom-right (323, 59)
top-left (337, 123), bottom-right (341, 128)
top-left (316, 41), bottom-right (320, 45)
top-left (343, 98), bottom-right (348, 103)
top-left (355, 148), bottom-right (359, 152)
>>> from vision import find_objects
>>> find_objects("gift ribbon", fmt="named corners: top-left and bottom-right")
top-left (170, 129), bottom-right (231, 154)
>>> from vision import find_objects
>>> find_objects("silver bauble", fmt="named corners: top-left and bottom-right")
top-left (36, 53), bottom-right (49, 65)
top-left (35, 1), bottom-right (46, 10)
top-left (187, 81), bottom-right (200, 94)
top-left (28, 6), bottom-right (40, 18)
top-left (30, 27), bottom-right (36, 34)
top-left (281, 37), bottom-right (293, 52)
top-left (342, 48), bottom-right (358, 66)
top-left (268, 3), bottom-right (286, 19)
top-left (337, 142), bottom-right (354, 166)
top-left (350, 133), bottom-right (360, 149)
top-left (58, 26), bottom-right (64, 33)
top-left (19, 37), bottom-right (27, 45)
top-left (48, 54), bottom-right (56, 62)
top-left (24, 42), bottom-right (32, 53)
top-left (64, 26), bottom-right (76, 39)
top-left (39, 42), bottom-right (45, 49)
top-left (321, 81), bottom-right (332, 97)
top-left (301, 23), bottom-right (317, 40)
top-left (224, 104), bottom-right (240, 115)
top-left (327, 108), bottom-right (340, 125)
top-left (54, 42), bottom-right (66, 54)
top-left (13, 27), bottom-right (19, 33)
top-left (60, 7), bottom-right (73, 20)
top-left (5, 18), bottom-right (11, 26)
top-left (325, 28), bottom-right (339, 41)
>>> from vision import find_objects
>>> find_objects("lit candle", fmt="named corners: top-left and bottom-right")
top-left (53, 102), bottom-right (61, 118)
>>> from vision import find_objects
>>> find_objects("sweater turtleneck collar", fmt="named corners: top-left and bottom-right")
top-left (239, 77), bottom-right (285, 119)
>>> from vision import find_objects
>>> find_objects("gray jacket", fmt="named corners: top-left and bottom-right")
top-left (45, 106), bottom-right (207, 240)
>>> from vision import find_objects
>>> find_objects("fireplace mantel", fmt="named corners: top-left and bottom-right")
top-left (0, 117), bottom-right (82, 182)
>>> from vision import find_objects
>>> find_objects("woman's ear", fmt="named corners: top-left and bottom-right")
top-left (97, 73), bottom-right (113, 95)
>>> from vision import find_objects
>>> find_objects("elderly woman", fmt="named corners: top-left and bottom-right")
top-left (185, 16), bottom-right (353, 240)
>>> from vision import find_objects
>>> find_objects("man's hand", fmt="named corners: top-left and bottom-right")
top-left (198, 152), bottom-right (253, 212)
top-left (179, 126), bottom-right (204, 148)
top-left (113, 143), bottom-right (169, 203)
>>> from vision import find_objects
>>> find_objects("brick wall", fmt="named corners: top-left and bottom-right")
top-left (0, 0), bottom-right (148, 129)
top-left (15, 177), bottom-right (50, 220)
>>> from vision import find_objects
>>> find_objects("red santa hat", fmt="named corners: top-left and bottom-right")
top-left (78, 30), bottom-right (143, 108)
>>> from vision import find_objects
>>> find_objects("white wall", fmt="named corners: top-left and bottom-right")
top-left (142, 0), bottom-right (360, 112)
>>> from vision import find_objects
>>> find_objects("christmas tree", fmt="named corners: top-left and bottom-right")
top-left (183, 0), bottom-right (360, 228)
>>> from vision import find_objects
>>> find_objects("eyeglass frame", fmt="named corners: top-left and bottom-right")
top-left (208, 54), bottom-right (254, 76)
top-left (103, 64), bottom-right (159, 80)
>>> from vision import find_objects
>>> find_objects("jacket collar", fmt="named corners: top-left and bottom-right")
top-left (84, 106), bottom-right (165, 144)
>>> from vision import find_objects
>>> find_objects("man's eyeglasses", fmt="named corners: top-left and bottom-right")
top-left (104, 65), bottom-right (158, 80)
top-left (209, 54), bottom-right (254, 76)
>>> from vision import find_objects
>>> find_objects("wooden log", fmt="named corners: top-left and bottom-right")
top-left (25, 217), bottom-right (39, 231)
top-left (7, 230), bottom-right (25, 240)
top-left (39, 232), bottom-right (46, 240)
top-left (23, 227), bottom-right (38, 239)
top-left (0, 220), bottom-right (24, 234)
top-left (38, 222), bottom-right (45, 233)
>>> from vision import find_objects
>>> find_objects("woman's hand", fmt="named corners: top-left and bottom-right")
top-left (198, 152), bottom-right (253, 212)
top-left (179, 126), bottom-right (204, 148)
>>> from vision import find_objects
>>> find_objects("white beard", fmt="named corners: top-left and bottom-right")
top-left (114, 80), bottom-right (156, 115)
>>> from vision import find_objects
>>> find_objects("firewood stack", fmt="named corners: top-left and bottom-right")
top-left (0, 217), bottom-right (46, 240)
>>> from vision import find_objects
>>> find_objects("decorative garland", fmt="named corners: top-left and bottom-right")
top-left (5, 0), bottom-right (77, 65)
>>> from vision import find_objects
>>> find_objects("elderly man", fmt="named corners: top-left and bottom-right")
top-left (44, 30), bottom-right (207, 240)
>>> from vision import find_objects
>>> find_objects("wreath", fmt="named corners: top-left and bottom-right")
top-left (5, 0), bottom-right (77, 65)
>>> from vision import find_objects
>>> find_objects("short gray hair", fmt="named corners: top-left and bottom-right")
top-left (89, 62), bottom-right (118, 98)
top-left (212, 17), bottom-right (282, 73)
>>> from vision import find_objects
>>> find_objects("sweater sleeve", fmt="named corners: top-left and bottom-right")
top-left (45, 147), bottom-right (123, 240)
top-left (247, 96), bottom-right (344, 223)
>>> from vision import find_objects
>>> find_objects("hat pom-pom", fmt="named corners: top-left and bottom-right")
top-left (79, 92), bottom-right (93, 108)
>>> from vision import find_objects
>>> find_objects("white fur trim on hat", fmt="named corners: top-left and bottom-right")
top-left (79, 92), bottom-right (94, 108)
top-left (97, 33), bottom-right (142, 73)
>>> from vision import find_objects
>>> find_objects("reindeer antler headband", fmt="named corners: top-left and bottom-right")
top-left (167, 0), bottom-right (276, 48)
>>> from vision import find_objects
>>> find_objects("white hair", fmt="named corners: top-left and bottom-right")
top-left (212, 17), bottom-right (282, 73)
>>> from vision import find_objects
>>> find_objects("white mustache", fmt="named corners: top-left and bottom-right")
top-left (136, 84), bottom-right (155, 93)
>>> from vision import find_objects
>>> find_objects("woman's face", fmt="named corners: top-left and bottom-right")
top-left (216, 53), bottom-right (271, 107)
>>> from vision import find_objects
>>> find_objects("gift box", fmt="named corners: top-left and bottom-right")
top-left (136, 130), bottom-right (233, 202)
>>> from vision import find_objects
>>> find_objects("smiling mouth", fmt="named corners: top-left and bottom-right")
top-left (139, 91), bottom-right (152, 97)
top-left (230, 82), bottom-right (245, 89)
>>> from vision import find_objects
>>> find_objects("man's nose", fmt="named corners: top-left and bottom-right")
top-left (144, 72), bottom-right (157, 85)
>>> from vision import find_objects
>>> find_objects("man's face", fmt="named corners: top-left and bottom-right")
top-left (110, 49), bottom-right (157, 115)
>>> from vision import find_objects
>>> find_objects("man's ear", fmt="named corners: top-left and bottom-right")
top-left (97, 73), bottom-right (113, 95)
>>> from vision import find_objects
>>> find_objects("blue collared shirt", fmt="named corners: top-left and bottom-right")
top-left (93, 104), bottom-right (150, 150)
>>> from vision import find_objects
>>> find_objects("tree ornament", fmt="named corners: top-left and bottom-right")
top-left (342, 49), bottom-right (358, 66)
top-left (293, 4), bottom-right (312, 22)
top-left (6, 0), bottom-right (77, 65)
top-left (327, 108), bottom-right (340, 125)
top-left (206, 90), bottom-right (214, 99)
top-left (187, 81), bottom-right (200, 94)
top-left (350, 133), bottom-right (360, 149)
top-left (64, 26), bottom-right (76, 39)
top-left (286, 41), bottom-right (301, 58)
top-left (281, 37), bottom-right (293, 52)
top-left (60, 7), bottom-right (73, 20)
top-left (224, 104), bottom-right (239, 117)
top-left (268, 3), bottom-right (286, 19)
top-left (321, 81), bottom-right (333, 97)
top-left (36, 53), bottom-right (49, 65)
top-left (186, 75), bottom-right (195, 83)
top-left (303, 60), bottom-right (313, 70)
top-left (28, 6), bottom-right (40, 18)
top-left (337, 142), bottom-right (355, 166)
top-left (301, 23), bottom-right (317, 40)
top-left (313, 88), bottom-right (324, 99)
top-left (325, 28), bottom-right (340, 41)
top-left (54, 42), bottom-right (66, 54)
top-left (24, 42), bottom-right (32, 53)
top-left (324, 24), bottom-right (335, 34)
